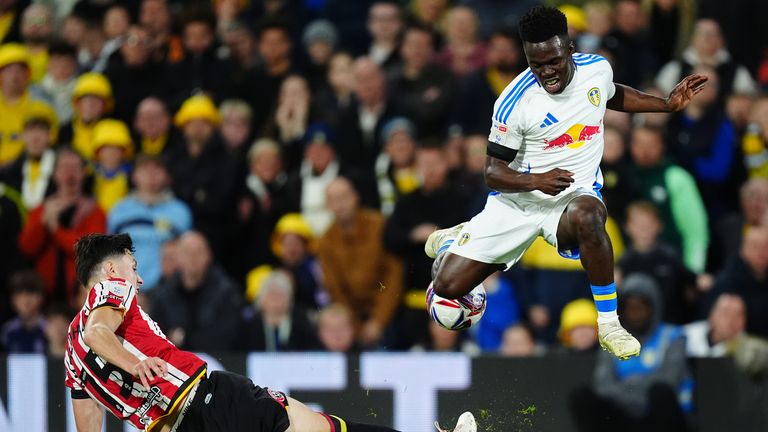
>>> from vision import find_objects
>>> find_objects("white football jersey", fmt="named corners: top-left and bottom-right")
top-left (488, 53), bottom-right (615, 202)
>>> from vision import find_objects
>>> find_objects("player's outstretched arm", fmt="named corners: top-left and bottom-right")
top-left (485, 153), bottom-right (574, 196)
top-left (83, 307), bottom-right (167, 387)
top-left (607, 74), bottom-right (708, 113)
top-left (72, 397), bottom-right (104, 432)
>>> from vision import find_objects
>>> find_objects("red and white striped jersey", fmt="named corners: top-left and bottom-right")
top-left (65, 278), bottom-right (206, 430)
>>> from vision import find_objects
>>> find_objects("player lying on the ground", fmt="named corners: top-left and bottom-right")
top-left (65, 233), bottom-right (476, 432)
top-left (426, 6), bottom-right (707, 360)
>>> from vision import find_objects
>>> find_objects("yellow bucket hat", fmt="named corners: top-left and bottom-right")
top-left (173, 94), bottom-right (221, 127)
top-left (271, 213), bottom-right (316, 258)
top-left (559, 298), bottom-right (598, 345)
top-left (92, 119), bottom-right (133, 154)
top-left (72, 72), bottom-right (114, 112)
top-left (0, 43), bottom-right (30, 70)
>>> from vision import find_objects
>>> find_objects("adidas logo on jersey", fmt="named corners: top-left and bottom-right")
top-left (539, 112), bottom-right (559, 128)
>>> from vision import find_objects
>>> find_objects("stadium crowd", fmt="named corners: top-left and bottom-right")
top-left (0, 0), bottom-right (767, 426)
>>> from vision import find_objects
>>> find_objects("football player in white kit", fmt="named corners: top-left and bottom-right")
top-left (425, 6), bottom-right (708, 360)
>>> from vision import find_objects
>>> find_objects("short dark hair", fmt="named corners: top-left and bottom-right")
top-left (519, 6), bottom-right (568, 43)
top-left (257, 20), bottom-right (291, 39)
top-left (75, 233), bottom-right (135, 288)
top-left (9, 270), bottom-right (45, 296)
top-left (48, 40), bottom-right (77, 58)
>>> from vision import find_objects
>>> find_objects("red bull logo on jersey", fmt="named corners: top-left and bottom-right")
top-left (543, 123), bottom-right (601, 150)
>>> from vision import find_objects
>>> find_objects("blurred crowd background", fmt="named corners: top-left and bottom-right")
top-left (0, 0), bottom-right (767, 427)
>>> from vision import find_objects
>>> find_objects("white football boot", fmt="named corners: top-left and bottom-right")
top-left (424, 223), bottom-right (466, 259)
top-left (434, 412), bottom-right (477, 432)
top-left (598, 319), bottom-right (641, 360)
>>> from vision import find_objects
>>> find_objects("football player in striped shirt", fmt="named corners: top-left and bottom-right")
top-left (425, 6), bottom-right (707, 360)
top-left (66, 233), bottom-right (476, 432)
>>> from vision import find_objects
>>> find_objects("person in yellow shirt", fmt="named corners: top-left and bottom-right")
top-left (0, 99), bottom-right (58, 210)
top-left (0, 42), bottom-right (37, 166)
top-left (59, 72), bottom-right (114, 160)
top-left (91, 119), bottom-right (132, 212)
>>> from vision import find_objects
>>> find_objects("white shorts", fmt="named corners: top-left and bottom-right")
top-left (447, 187), bottom-right (603, 269)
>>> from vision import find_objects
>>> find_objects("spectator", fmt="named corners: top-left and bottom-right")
top-left (1, 270), bottom-right (47, 353)
top-left (312, 52), bottom-right (355, 129)
top-left (435, 6), bottom-right (487, 77)
top-left (665, 66), bottom-right (740, 219)
top-left (571, 273), bottom-right (692, 432)
top-left (247, 21), bottom-right (295, 132)
top-left (19, 4), bottom-right (53, 83)
top-left (390, 24), bottom-right (454, 140)
top-left (285, 123), bottom-right (341, 236)
top-left (618, 202), bottom-right (698, 324)
top-left (366, 1), bottom-right (403, 73)
top-left (601, 0), bottom-right (657, 88)
top-left (267, 74), bottom-right (312, 169)
top-left (461, 134), bottom-right (492, 215)
top-left (629, 125), bottom-right (708, 272)
top-left (0, 43), bottom-right (36, 166)
top-left (219, 99), bottom-right (253, 163)
top-left (158, 238), bottom-right (180, 287)
top-left (318, 177), bottom-right (404, 347)
top-left (151, 231), bottom-right (242, 352)
top-left (686, 293), bottom-right (768, 377)
top-left (104, 25), bottom-right (165, 124)
top-left (499, 324), bottom-right (539, 357)
top-left (384, 144), bottom-right (469, 348)
top-left (558, 298), bottom-right (599, 354)
top-left (139, 0), bottom-right (183, 64)
top-left (108, 155), bottom-right (192, 291)
top-left (374, 117), bottom-right (420, 217)
top-left (222, 20), bottom-right (258, 71)
top-left (91, 119), bottom-right (133, 212)
top-left (18, 148), bottom-right (106, 305)
top-left (456, 27), bottom-right (523, 136)
top-left (655, 18), bottom-right (758, 104)
top-left (1, 100), bottom-right (57, 209)
top-left (44, 302), bottom-right (72, 357)
top-left (336, 57), bottom-right (398, 179)
top-left (576, 2), bottom-right (612, 53)
top-left (60, 15), bottom-right (86, 49)
top-left (0, 181), bottom-right (24, 321)
top-left (558, 4), bottom-right (587, 41)
top-left (703, 227), bottom-right (768, 338)
top-left (471, 272), bottom-right (521, 352)
top-left (741, 96), bottom-right (768, 178)
top-left (643, 0), bottom-right (695, 66)
top-left (270, 213), bottom-right (328, 311)
top-left (59, 72), bottom-right (113, 160)
top-left (713, 179), bottom-right (768, 268)
top-left (132, 96), bottom-right (179, 157)
top-left (29, 40), bottom-right (77, 124)
top-left (600, 126), bottom-right (637, 225)
top-left (166, 94), bottom-right (239, 259)
top-left (408, 0), bottom-right (449, 32)
top-left (302, 19), bottom-right (339, 92)
top-left (76, 18), bottom-right (109, 73)
top-left (240, 269), bottom-right (319, 352)
top-left (318, 303), bottom-right (357, 353)
top-left (236, 139), bottom-right (289, 275)
top-left (101, 5), bottom-right (131, 68)
top-left (165, 6), bottom-right (236, 107)
top-left (413, 320), bottom-right (480, 354)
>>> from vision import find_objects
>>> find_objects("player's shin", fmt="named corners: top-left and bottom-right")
top-left (591, 282), bottom-right (618, 324)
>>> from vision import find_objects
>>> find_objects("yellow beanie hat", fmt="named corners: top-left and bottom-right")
top-left (271, 213), bottom-right (316, 258)
top-left (92, 119), bottom-right (133, 154)
top-left (173, 94), bottom-right (221, 127)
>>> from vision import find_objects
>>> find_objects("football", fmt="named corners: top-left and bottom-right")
top-left (426, 283), bottom-right (487, 331)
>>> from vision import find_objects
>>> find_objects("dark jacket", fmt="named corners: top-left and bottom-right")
top-left (238, 305), bottom-right (319, 352)
top-left (150, 265), bottom-right (243, 352)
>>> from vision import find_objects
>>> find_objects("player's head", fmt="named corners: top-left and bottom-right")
top-left (519, 6), bottom-right (574, 94)
top-left (75, 233), bottom-right (142, 290)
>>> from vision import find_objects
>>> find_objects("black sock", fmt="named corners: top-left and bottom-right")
top-left (323, 414), bottom-right (401, 432)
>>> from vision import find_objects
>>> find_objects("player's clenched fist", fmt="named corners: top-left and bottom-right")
top-left (533, 168), bottom-right (574, 195)
top-left (132, 357), bottom-right (168, 388)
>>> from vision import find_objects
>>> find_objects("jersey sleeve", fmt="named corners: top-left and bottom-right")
top-left (488, 117), bottom-right (524, 151)
top-left (91, 278), bottom-right (136, 314)
top-left (603, 60), bottom-right (616, 100)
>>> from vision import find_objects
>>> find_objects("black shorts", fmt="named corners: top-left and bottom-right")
top-left (177, 371), bottom-right (291, 432)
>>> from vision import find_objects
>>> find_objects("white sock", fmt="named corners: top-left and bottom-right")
top-left (597, 311), bottom-right (619, 324)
